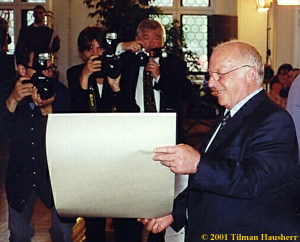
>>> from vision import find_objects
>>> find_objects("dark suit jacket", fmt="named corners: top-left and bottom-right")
top-left (171, 90), bottom-right (300, 239)
top-left (67, 64), bottom-right (124, 112)
top-left (15, 24), bottom-right (59, 63)
top-left (119, 52), bottom-right (198, 142)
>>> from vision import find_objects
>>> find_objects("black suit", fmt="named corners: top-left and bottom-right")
top-left (113, 52), bottom-right (197, 242)
top-left (15, 24), bottom-right (59, 63)
top-left (119, 52), bottom-right (197, 142)
top-left (67, 64), bottom-right (124, 113)
top-left (171, 90), bottom-right (300, 240)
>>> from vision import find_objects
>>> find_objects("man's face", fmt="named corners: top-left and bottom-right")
top-left (33, 8), bottom-right (45, 25)
top-left (208, 47), bottom-right (251, 110)
top-left (82, 39), bottom-right (105, 61)
top-left (136, 28), bottom-right (164, 52)
top-left (26, 53), bottom-right (55, 78)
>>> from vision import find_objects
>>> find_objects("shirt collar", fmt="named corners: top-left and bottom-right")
top-left (225, 87), bottom-right (263, 117)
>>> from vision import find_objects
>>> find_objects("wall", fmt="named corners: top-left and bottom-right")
top-left (238, 0), bottom-right (268, 64)
top-left (273, 4), bottom-right (298, 70)
top-left (214, 0), bottom-right (237, 15)
top-left (238, 0), bottom-right (299, 71)
top-left (52, 0), bottom-right (97, 85)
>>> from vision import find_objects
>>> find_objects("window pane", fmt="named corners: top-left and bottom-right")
top-left (0, 9), bottom-right (15, 54)
top-left (151, 14), bottom-right (173, 26)
top-left (182, 15), bottom-right (208, 72)
top-left (182, 0), bottom-right (209, 7)
top-left (149, 0), bottom-right (173, 7)
top-left (27, 10), bottom-right (34, 26)
top-left (0, 0), bottom-right (14, 2)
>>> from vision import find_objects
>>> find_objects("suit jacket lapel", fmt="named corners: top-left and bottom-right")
top-left (205, 90), bottom-right (267, 153)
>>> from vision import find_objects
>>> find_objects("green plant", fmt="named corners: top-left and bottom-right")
top-left (83, 0), bottom-right (161, 41)
top-left (164, 19), bottom-right (186, 58)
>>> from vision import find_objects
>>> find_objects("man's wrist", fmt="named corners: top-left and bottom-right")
top-left (6, 96), bottom-right (18, 113)
top-left (40, 104), bottom-right (53, 116)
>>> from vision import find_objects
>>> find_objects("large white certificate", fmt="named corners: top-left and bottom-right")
top-left (46, 113), bottom-right (176, 218)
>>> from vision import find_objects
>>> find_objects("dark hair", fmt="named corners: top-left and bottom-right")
top-left (16, 48), bottom-right (51, 66)
top-left (277, 63), bottom-right (293, 75)
top-left (77, 26), bottom-right (106, 53)
top-left (264, 65), bottom-right (274, 80)
top-left (33, 5), bottom-right (46, 12)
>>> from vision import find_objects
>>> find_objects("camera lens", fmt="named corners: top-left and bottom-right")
top-left (136, 51), bottom-right (149, 66)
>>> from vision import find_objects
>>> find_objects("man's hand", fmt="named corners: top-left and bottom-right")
top-left (32, 87), bottom-right (55, 116)
top-left (6, 77), bottom-right (33, 113)
top-left (122, 40), bottom-right (143, 53)
top-left (145, 58), bottom-right (160, 79)
top-left (108, 75), bottom-right (121, 92)
top-left (153, 144), bottom-right (201, 174)
top-left (138, 214), bottom-right (174, 234)
top-left (80, 55), bottom-right (102, 90)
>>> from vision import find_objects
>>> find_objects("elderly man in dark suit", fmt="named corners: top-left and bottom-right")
top-left (139, 40), bottom-right (300, 240)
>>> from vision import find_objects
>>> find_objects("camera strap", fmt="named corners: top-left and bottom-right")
top-left (88, 80), bottom-right (97, 112)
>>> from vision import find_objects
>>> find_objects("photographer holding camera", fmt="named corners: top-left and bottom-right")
top-left (67, 26), bottom-right (123, 113)
top-left (114, 19), bottom-right (198, 242)
top-left (67, 25), bottom-right (126, 242)
top-left (0, 49), bottom-right (74, 241)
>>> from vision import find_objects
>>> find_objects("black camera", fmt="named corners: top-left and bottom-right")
top-left (23, 52), bottom-right (55, 100)
top-left (93, 32), bottom-right (122, 79)
top-left (136, 47), bottom-right (167, 66)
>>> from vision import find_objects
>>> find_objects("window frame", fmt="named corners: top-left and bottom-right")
top-left (153, 0), bottom-right (213, 74)
top-left (157, 0), bottom-right (214, 23)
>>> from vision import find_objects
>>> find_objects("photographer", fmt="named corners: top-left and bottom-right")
top-left (114, 19), bottom-right (198, 242)
top-left (67, 25), bottom-right (124, 242)
top-left (0, 49), bottom-right (73, 241)
top-left (15, 5), bottom-right (61, 63)
top-left (67, 26), bottom-right (122, 113)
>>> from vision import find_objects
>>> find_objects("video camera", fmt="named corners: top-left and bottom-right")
top-left (23, 51), bottom-right (55, 100)
top-left (93, 32), bottom-right (122, 79)
top-left (136, 47), bottom-right (167, 66)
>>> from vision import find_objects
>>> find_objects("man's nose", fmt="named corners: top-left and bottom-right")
top-left (91, 47), bottom-right (99, 55)
top-left (43, 69), bottom-right (52, 77)
top-left (148, 39), bottom-right (155, 47)
top-left (207, 76), bottom-right (215, 88)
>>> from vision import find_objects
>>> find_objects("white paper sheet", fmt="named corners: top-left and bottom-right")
top-left (46, 113), bottom-right (176, 218)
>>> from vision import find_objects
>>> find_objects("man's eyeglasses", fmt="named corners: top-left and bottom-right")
top-left (44, 64), bottom-right (57, 72)
top-left (25, 64), bottom-right (57, 72)
top-left (208, 65), bottom-right (251, 82)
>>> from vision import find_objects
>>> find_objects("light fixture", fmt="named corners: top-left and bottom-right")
top-left (256, 0), bottom-right (272, 11)
top-left (277, 0), bottom-right (300, 5)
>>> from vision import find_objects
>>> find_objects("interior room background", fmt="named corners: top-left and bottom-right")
top-left (1, 0), bottom-right (300, 86)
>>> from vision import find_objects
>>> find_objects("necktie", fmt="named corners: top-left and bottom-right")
top-left (204, 111), bottom-right (231, 153)
top-left (219, 111), bottom-right (231, 130)
top-left (143, 70), bottom-right (157, 112)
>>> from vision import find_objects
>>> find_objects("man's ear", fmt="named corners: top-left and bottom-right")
top-left (17, 64), bottom-right (26, 77)
top-left (247, 66), bottom-right (256, 83)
